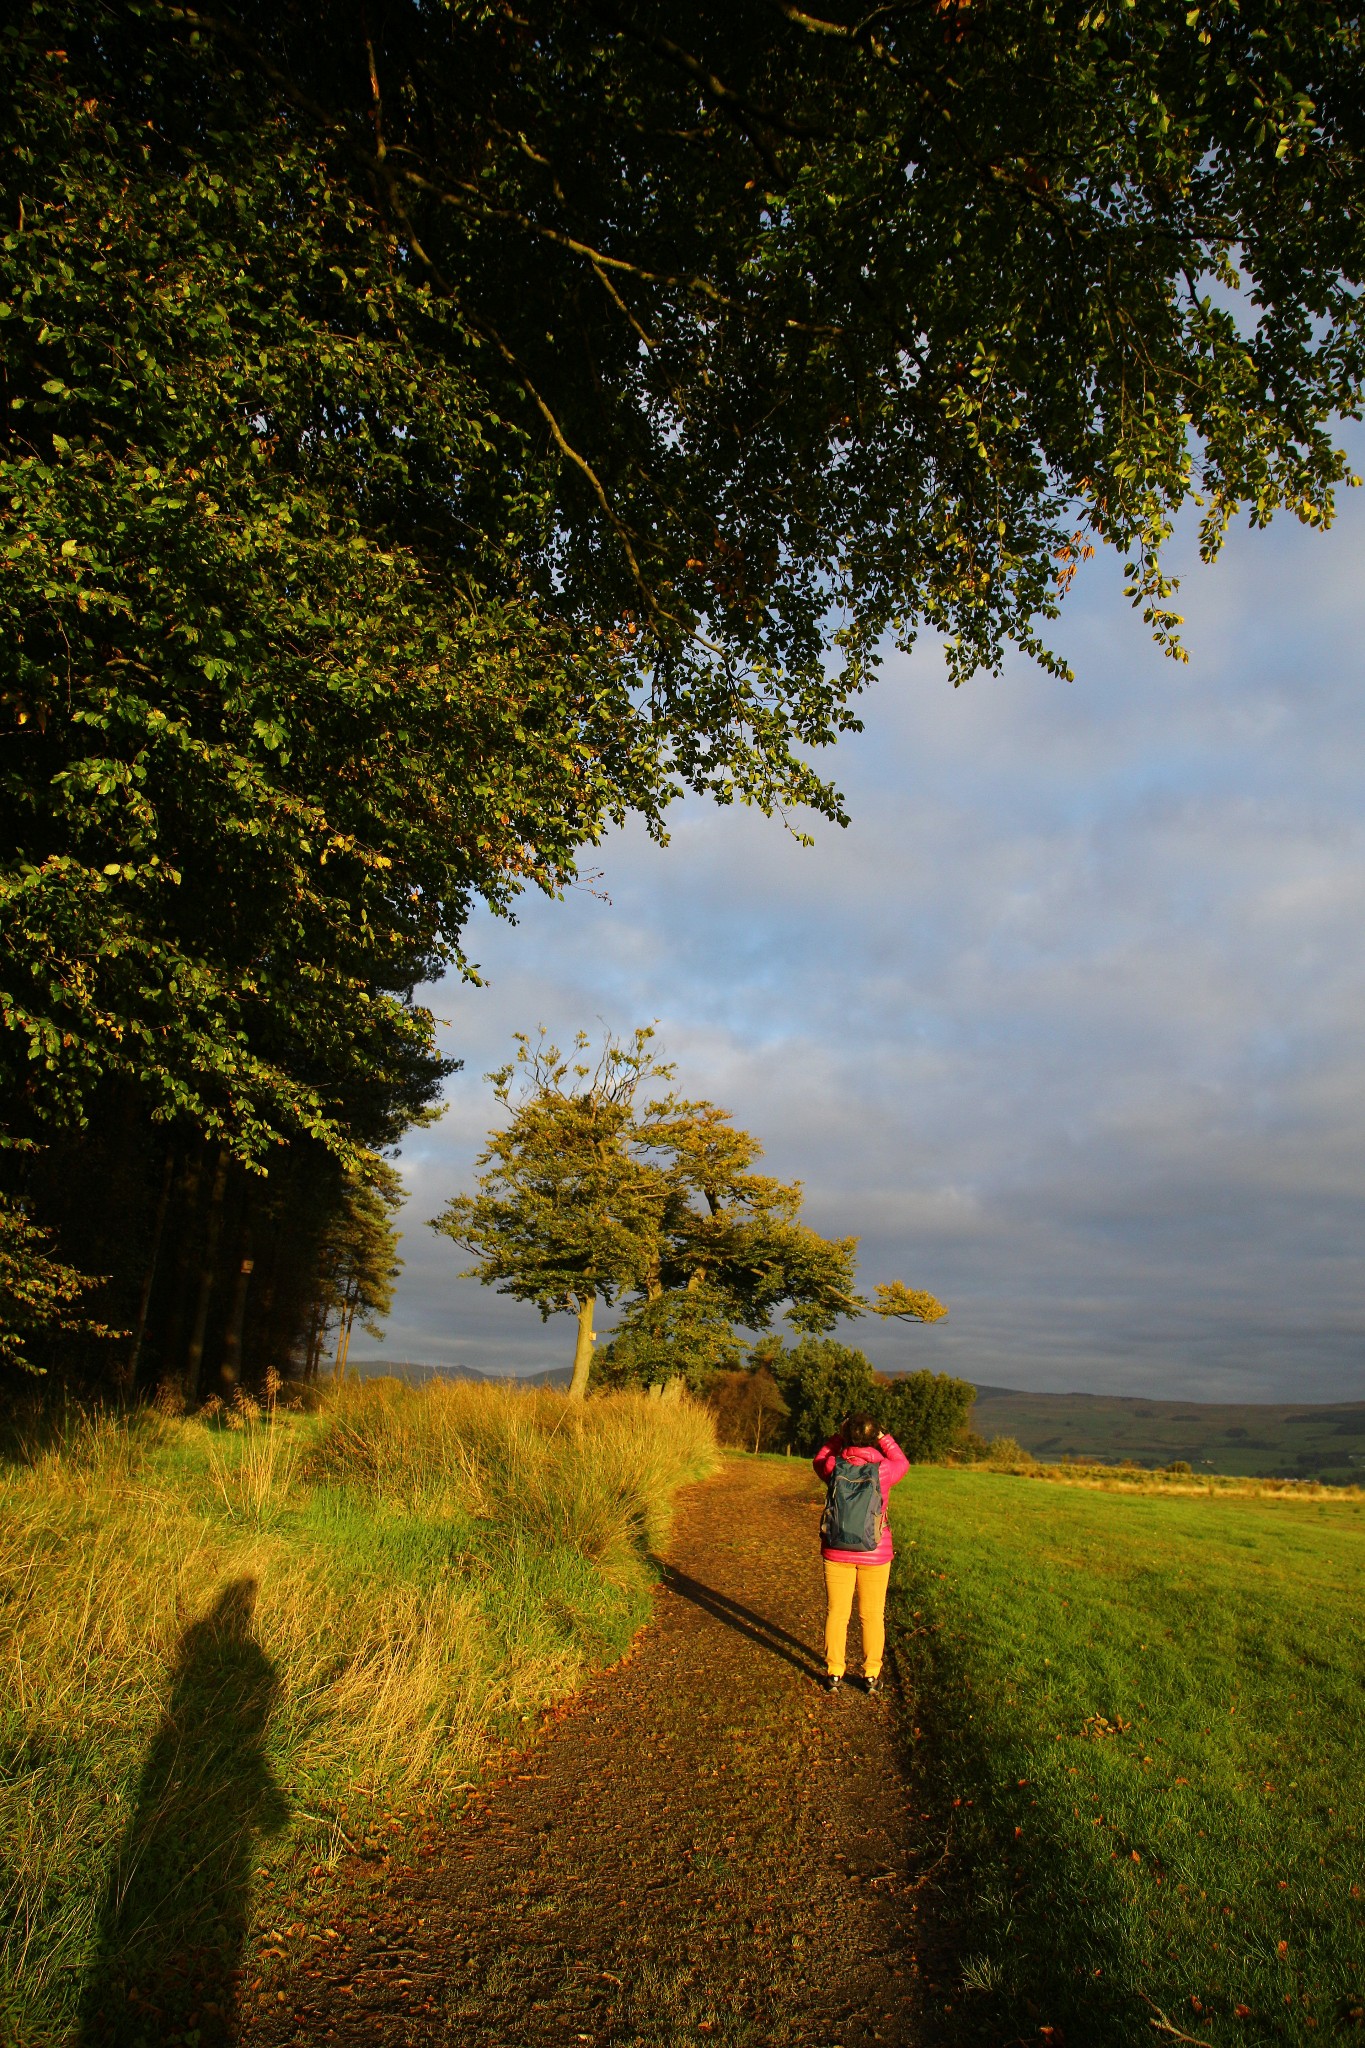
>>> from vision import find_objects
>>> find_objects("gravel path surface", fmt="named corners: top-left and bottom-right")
top-left (242, 1457), bottom-right (940, 2047)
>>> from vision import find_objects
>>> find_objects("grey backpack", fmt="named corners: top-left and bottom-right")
top-left (820, 1455), bottom-right (885, 1551)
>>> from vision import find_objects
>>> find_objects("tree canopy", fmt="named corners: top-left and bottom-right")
top-left (10, 0), bottom-right (1363, 1163)
top-left (67, 0), bottom-right (1365, 715)
top-left (432, 1027), bottom-right (944, 1397)
top-left (5, 0), bottom-right (1363, 1380)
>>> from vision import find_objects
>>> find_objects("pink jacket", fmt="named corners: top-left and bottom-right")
top-left (812, 1433), bottom-right (910, 1566)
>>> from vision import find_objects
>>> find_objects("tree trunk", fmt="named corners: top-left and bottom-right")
top-left (185, 1147), bottom-right (229, 1406)
top-left (127, 1144), bottom-right (174, 1389)
top-left (568, 1294), bottom-right (596, 1401)
top-left (219, 1226), bottom-right (254, 1395)
top-left (333, 1297), bottom-right (356, 1381)
top-left (161, 1147), bottom-right (205, 1383)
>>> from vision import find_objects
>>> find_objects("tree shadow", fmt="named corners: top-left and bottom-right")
top-left (78, 1578), bottom-right (288, 2048)
top-left (658, 1564), bottom-right (824, 1677)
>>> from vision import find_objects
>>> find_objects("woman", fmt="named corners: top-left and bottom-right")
top-left (812, 1413), bottom-right (910, 1695)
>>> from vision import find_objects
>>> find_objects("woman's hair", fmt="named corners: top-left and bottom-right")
top-left (842, 1412), bottom-right (881, 1447)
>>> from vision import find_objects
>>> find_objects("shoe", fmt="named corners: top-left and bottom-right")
top-left (864, 1673), bottom-right (882, 1696)
top-left (821, 1672), bottom-right (843, 1693)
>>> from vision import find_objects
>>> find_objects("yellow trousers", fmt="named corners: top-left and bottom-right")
top-left (823, 1559), bottom-right (891, 1679)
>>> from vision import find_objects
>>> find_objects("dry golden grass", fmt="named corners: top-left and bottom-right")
top-left (315, 1373), bottom-right (717, 1556)
top-left (0, 1379), bottom-right (718, 2043)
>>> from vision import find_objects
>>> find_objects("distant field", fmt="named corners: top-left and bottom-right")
top-left (969, 1385), bottom-right (1365, 1482)
top-left (889, 1469), bottom-right (1365, 2045)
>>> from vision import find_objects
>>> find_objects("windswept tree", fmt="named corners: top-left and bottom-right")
top-left (431, 1031), bottom-right (674, 1399)
top-left (599, 1095), bottom-right (866, 1388)
top-left (434, 1027), bottom-right (942, 1397)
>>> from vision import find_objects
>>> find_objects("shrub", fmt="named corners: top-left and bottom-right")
top-left (766, 1336), bottom-right (877, 1454)
top-left (952, 1430), bottom-right (992, 1464)
top-left (877, 1369), bottom-right (976, 1463)
top-left (705, 1365), bottom-right (789, 1453)
top-left (985, 1435), bottom-right (1036, 1468)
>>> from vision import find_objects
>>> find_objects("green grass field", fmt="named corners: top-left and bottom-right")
top-left (888, 1468), bottom-right (1365, 2044)
top-left (968, 1387), bottom-right (1365, 1482)
top-left (0, 1381), bottom-right (716, 2047)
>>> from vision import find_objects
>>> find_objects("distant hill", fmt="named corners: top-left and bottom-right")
top-left (350, 1360), bottom-right (575, 1389)
top-left (965, 1385), bottom-right (1365, 1482)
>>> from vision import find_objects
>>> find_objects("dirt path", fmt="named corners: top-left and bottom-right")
top-left (242, 1459), bottom-right (939, 2048)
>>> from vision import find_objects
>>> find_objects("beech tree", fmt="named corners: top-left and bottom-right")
top-left (0, 1192), bottom-right (117, 1375)
top-left (6, 1), bottom-right (1364, 1379)
top-left (434, 1028), bottom-right (943, 1397)
top-left (431, 1031), bottom-right (673, 1400)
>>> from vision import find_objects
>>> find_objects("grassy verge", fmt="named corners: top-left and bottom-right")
top-left (961, 1458), bottom-right (1365, 1507)
top-left (960, 1451), bottom-right (1365, 1500)
top-left (887, 1468), bottom-right (1365, 2046)
top-left (0, 1379), bottom-right (717, 2046)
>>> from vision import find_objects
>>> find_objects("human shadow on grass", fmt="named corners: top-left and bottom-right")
top-left (658, 1564), bottom-right (823, 1677)
top-left (78, 1577), bottom-right (288, 2048)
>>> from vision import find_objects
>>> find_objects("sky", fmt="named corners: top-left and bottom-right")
top-left (359, 463), bottom-right (1365, 1404)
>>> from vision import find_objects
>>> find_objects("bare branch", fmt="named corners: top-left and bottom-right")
top-left (476, 323), bottom-right (655, 606)
top-left (1138, 1996), bottom-right (1214, 2047)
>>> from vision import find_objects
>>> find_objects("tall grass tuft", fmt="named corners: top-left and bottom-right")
top-left (204, 1409), bottom-right (302, 1528)
top-left (0, 1380), bottom-right (716, 2046)
top-left (314, 1374), bottom-right (717, 1555)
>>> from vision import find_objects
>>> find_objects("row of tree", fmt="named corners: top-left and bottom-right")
top-left (4, 2), bottom-right (1362, 1388)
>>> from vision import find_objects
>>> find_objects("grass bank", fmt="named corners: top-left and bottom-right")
top-left (888, 1468), bottom-right (1365, 2046)
top-left (0, 1379), bottom-right (717, 2047)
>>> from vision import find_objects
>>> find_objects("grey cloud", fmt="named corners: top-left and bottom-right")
top-left (359, 479), bottom-right (1365, 1403)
